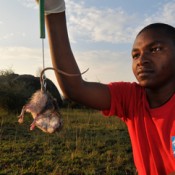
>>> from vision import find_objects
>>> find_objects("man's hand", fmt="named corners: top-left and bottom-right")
top-left (36, 0), bottom-right (65, 15)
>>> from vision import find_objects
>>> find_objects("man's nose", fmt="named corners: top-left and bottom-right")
top-left (137, 52), bottom-right (150, 66)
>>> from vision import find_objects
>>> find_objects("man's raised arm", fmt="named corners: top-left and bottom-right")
top-left (43, 1), bottom-right (111, 110)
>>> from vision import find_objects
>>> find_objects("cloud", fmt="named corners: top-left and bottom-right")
top-left (66, 0), bottom-right (138, 44)
top-left (74, 50), bottom-right (136, 83)
top-left (66, 0), bottom-right (175, 44)
top-left (16, 0), bottom-right (175, 44)
top-left (0, 46), bottom-right (49, 61)
top-left (0, 33), bottom-right (14, 40)
top-left (17, 0), bottom-right (37, 9)
top-left (138, 0), bottom-right (175, 31)
top-left (0, 46), bottom-right (135, 84)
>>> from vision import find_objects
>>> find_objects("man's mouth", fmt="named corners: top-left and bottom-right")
top-left (137, 69), bottom-right (154, 78)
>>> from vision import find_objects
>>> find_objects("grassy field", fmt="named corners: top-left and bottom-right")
top-left (0, 108), bottom-right (136, 175)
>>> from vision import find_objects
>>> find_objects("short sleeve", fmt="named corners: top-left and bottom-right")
top-left (102, 82), bottom-right (141, 121)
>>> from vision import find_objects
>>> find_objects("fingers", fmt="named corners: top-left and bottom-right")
top-left (35, 0), bottom-right (66, 15)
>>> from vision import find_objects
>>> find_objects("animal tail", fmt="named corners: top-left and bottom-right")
top-left (40, 67), bottom-right (89, 91)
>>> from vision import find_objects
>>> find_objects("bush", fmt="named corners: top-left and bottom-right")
top-left (0, 80), bottom-right (33, 112)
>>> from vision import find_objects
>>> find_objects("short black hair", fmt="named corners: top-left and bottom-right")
top-left (137, 23), bottom-right (175, 39)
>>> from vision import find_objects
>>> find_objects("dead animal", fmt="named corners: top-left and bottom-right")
top-left (17, 67), bottom-right (88, 133)
top-left (18, 89), bottom-right (63, 133)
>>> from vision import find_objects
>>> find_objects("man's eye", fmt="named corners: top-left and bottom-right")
top-left (132, 53), bottom-right (140, 59)
top-left (151, 47), bottom-right (162, 53)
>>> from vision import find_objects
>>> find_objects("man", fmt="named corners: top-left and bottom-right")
top-left (37, 0), bottom-right (175, 174)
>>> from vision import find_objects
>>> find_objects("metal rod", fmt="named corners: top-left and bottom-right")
top-left (42, 39), bottom-right (45, 69)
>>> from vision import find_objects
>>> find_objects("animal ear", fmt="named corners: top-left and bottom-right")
top-left (53, 98), bottom-right (59, 108)
top-left (53, 98), bottom-right (58, 104)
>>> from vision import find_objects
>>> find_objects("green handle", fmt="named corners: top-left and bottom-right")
top-left (39, 0), bottom-right (45, 38)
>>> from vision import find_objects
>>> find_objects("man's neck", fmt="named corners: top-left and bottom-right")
top-left (146, 86), bottom-right (175, 108)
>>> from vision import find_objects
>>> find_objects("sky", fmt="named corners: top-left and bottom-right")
top-left (1, 0), bottom-right (175, 93)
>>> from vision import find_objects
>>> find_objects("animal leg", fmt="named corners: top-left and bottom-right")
top-left (17, 106), bottom-right (26, 124)
top-left (30, 114), bottom-right (40, 130)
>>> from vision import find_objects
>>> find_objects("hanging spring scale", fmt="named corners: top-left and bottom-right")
top-left (39, 0), bottom-right (47, 90)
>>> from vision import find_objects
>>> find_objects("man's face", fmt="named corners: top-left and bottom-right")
top-left (132, 29), bottom-right (175, 89)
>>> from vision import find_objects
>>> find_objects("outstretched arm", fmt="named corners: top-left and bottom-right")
top-left (45, 11), bottom-right (111, 110)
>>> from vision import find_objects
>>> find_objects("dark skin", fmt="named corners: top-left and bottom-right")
top-left (46, 12), bottom-right (111, 111)
top-left (132, 29), bottom-right (175, 108)
top-left (45, 11), bottom-right (175, 175)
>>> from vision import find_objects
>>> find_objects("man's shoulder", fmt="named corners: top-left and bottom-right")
top-left (108, 81), bottom-right (145, 97)
top-left (109, 81), bottom-right (143, 89)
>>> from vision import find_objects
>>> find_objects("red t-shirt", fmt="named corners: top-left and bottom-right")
top-left (102, 82), bottom-right (175, 175)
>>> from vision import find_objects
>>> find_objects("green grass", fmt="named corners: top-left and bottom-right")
top-left (0, 108), bottom-right (136, 175)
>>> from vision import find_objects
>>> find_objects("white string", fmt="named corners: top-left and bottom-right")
top-left (42, 39), bottom-right (45, 69)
